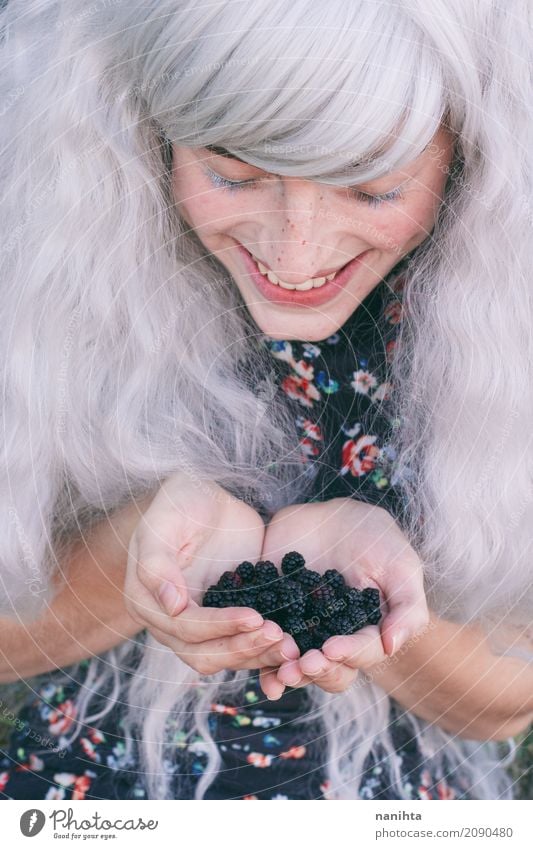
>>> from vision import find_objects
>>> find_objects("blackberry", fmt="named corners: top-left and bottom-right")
top-left (255, 590), bottom-right (279, 617)
top-left (200, 550), bottom-right (383, 653)
top-left (347, 608), bottom-right (369, 631)
top-left (344, 593), bottom-right (367, 619)
top-left (362, 586), bottom-right (380, 605)
top-left (276, 579), bottom-right (306, 617)
top-left (235, 561), bottom-right (256, 582)
top-left (345, 587), bottom-right (362, 607)
top-left (231, 589), bottom-right (259, 608)
top-left (281, 614), bottom-right (308, 637)
top-left (281, 551), bottom-right (306, 576)
top-left (330, 614), bottom-right (357, 635)
top-left (367, 607), bottom-right (382, 626)
top-left (203, 588), bottom-right (224, 608)
top-left (310, 584), bottom-right (337, 607)
top-left (323, 569), bottom-right (347, 597)
top-left (296, 630), bottom-right (315, 654)
top-left (218, 570), bottom-right (242, 589)
top-left (295, 568), bottom-right (322, 591)
top-left (313, 626), bottom-right (332, 648)
top-left (218, 591), bottom-right (233, 606)
top-left (254, 561), bottom-right (279, 587)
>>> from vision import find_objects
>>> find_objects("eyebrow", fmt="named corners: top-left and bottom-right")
top-left (204, 145), bottom-right (250, 164)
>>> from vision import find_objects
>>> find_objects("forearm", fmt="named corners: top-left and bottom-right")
top-left (0, 495), bottom-right (154, 682)
top-left (366, 609), bottom-right (533, 741)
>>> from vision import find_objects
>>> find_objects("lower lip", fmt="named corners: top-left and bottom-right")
top-left (236, 243), bottom-right (371, 307)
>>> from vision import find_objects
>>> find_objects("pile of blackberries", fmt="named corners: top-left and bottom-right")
top-left (201, 551), bottom-right (382, 653)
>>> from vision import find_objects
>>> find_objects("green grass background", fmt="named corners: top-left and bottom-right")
top-left (0, 679), bottom-right (531, 798)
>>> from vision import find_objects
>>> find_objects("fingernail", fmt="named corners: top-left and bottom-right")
top-left (306, 663), bottom-right (327, 675)
top-left (157, 580), bottom-right (182, 616)
top-left (323, 641), bottom-right (344, 660)
top-left (388, 629), bottom-right (407, 656)
top-left (240, 616), bottom-right (264, 631)
top-left (281, 646), bottom-right (300, 661)
top-left (263, 621), bottom-right (283, 641)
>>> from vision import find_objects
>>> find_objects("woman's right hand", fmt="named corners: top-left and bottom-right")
top-left (124, 471), bottom-right (300, 676)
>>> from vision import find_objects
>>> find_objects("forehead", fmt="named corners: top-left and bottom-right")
top-left (201, 128), bottom-right (454, 179)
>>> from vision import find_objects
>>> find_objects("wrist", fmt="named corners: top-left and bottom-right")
top-left (62, 496), bottom-right (155, 644)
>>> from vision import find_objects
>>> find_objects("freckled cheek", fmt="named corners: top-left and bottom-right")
top-left (176, 190), bottom-right (232, 236)
top-left (373, 204), bottom-right (438, 252)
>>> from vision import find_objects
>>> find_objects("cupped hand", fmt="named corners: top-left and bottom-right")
top-left (124, 471), bottom-right (300, 676)
top-left (257, 497), bottom-right (430, 699)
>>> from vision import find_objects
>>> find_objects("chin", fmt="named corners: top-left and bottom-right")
top-left (246, 308), bottom-right (337, 342)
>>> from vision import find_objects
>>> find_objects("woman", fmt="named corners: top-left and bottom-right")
top-left (0, 0), bottom-right (532, 801)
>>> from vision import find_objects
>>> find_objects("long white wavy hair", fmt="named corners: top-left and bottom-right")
top-left (0, 0), bottom-right (531, 800)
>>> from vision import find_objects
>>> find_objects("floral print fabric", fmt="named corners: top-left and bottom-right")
top-left (0, 666), bottom-right (470, 800)
top-left (259, 261), bottom-right (410, 524)
top-left (0, 261), bottom-right (469, 800)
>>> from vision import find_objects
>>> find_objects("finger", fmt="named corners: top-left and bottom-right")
top-left (126, 569), bottom-right (264, 641)
top-left (175, 621), bottom-right (298, 669)
top-left (299, 651), bottom-right (359, 693)
top-left (379, 558), bottom-right (430, 655)
top-left (170, 621), bottom-right (296, 674)
top-left (321, 625), bottom-right (386, 669)
top-left (276, 658), bottom-right (314, 689)
top-left (130, 514), bottom-right (193, 613)
top-left (174, 602), bottom-right (265, 643)
top-left (259, 667), bottom-right (286, 701)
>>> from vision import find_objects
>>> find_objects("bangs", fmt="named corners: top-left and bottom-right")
top-left (143, 0), bottom-right (450, 184)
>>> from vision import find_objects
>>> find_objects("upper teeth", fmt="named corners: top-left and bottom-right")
top-left (252, 255), bottom-right (337, 290)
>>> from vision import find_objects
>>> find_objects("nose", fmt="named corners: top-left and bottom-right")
top-left (260, 177), bottom-right (353, 283)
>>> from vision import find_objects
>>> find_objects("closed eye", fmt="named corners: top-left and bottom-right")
top-left (204, 166), bottom-right (261, 192)
top-left (347, 186), bottom-right (405, 207)
top-left (203, 161), bottom-right (405, 207)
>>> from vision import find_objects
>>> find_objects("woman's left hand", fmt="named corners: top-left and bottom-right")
top-left (258, 497), bottom-right (430, 699)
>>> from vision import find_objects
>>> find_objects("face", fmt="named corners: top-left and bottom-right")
top-left (170, 126), bottom-right (455, 341)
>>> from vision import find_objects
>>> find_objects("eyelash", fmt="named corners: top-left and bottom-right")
top-left (203, 165), bottom-right (404, 207)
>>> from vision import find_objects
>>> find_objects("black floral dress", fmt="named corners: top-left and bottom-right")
top-left (0, 260), bottom-right (469, 800)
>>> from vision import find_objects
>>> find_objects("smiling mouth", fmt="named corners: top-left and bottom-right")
top-left (245, 249), bottom-right (349, 291)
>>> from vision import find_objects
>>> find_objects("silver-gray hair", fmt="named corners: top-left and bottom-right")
top-left (0, 0), bottom-right (531, 799)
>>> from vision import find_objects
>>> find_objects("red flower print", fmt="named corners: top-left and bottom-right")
top-left (341, 435), bottom-right (379, 476)
top-left (293, 359), bottom-right (315, 380)
top-left (211, 703), bottom-right (238, 716)
top-left (247, 752), bottom-right (274, 768)
top-left (281, 374), bottom-right (321, 408)
top-left (48, 699), bottom-right (77, 736)
top-left (15, 753), bottom-right (44, 773)
top-left (80, 737), bottom-right (99, 761)
top-left (436, 779), bottom-right (456, 800)
top-left (280, 745), bottom-right (306, 759)
top-left (301, 419), bottom-right (323, 441)
top-left (299, 437), bottom-right (321, 461)
top-left (385, 339), bottom-right (397, 363)
top-left (418, 768), bottom-right (434, 800)
top-left (87, 727), bottom-right (105, 744)
top-left (72, 774), bottom-right (92, 800)
top-left (392, 273), bottom-right (406, 296)
top-left (384, 300), bottom-right (403, 325)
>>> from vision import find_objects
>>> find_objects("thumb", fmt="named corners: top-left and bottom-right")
top-left (156, 578), bottom-right (187, 617)
top-left (378, 570), bottom-right (430, 657)
top-left (131, 522), bottom-right (190, 617)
